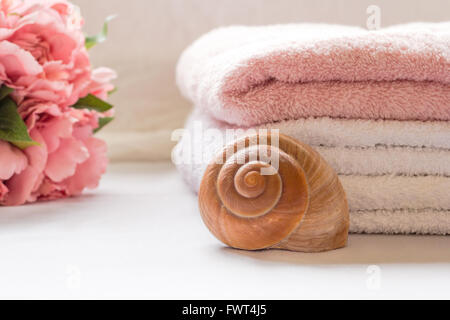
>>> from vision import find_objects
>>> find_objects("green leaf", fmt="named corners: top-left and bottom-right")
top-left (108, 87), bottom-right (118, 96)
top-left (73, 94), bottom-right (113, 112)
top-left (85, 15), bottom-right (116, 50)
top-left (0, 97), bottom-right (39, 149)
top-left (94, 117), bottom-right (114, 133)
top-left (0, 85), bottom-right (14, 100)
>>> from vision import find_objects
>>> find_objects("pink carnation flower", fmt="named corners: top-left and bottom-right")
top-left (0, 0), bottom-right (115, 206)
top-left (0, 103), bottom-right (108, 206)
top-left (0, 0), bottom-right (91, 108)
top-left (87, 67), bottom-right (117, 100)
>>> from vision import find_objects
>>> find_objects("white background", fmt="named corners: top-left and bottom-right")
top-left (1, 163), bottom-right (449, 299)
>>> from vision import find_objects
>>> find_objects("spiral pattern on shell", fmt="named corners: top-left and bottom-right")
top-left (199, 133), bottom-right (350, 252)
top-left (200, 133), bottom-right (310, 250)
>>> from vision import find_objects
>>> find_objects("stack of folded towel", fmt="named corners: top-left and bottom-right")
top-left (174, 23), bottom-right (450, 235)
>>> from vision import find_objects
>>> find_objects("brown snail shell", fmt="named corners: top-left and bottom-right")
top-left (199, 133), bottom-right (349, 252)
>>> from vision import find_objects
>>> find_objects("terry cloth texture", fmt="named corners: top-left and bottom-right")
top-left (175, 23), bottom-right (450, 235)
top-left (173, 112), bottom-right (450, 235)
top-left (177, 23), bottom-right (450, 126)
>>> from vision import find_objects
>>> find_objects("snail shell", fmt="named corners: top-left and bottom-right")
top-left (199, 133), bottom-right (349, 252)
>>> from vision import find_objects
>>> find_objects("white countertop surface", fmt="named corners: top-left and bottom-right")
top-left (0, 162), bottom-right (449, 299)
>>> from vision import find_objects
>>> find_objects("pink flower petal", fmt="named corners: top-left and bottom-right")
top-left (34, 177), bottom-right (68, 201)
top-left (39, 116), bottom-right (72, 153)
top-left (88, 67), bottom-right (117, 100)
top-left (3, 129), bottom-right (47, 206)
top-left (19, 101), bottom-right (62, 130)
top-left (0, 140), bottom-right (28, 180)
top-left (63, 137), bottom-right (108, 195)
top-left (3, 165), bottom-right (40, 206)
top-left (45, 137), bottom-right (89, 182)
top-left (0, 40), bottom-right (42, 81)
top-left (0, 181), bottom-right (8, 202)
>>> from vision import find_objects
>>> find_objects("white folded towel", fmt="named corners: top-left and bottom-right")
top-left (173, 111), bottom-right (450, 234)
top-left (351, 209), bottom-right (450, 235)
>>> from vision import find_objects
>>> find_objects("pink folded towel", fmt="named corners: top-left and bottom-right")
top-left (177, 23), bottom-right (450, 126)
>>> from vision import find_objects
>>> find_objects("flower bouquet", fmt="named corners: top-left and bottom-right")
top-left (0, 0), bottom-right (116, 206)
